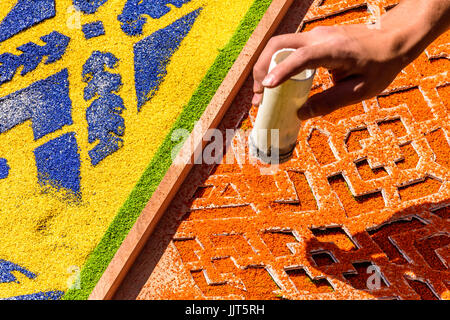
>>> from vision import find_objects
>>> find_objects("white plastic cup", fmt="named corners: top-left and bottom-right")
top-left (249, 48), bottom-right (316, 163)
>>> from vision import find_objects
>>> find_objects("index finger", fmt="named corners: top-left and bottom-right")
top-left (252, 34), bottom-right (308, 105)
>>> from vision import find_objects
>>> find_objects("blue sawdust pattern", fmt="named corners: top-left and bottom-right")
top-left (73, 0), bottom-right (109, 14)
top-left (0, 259), bottom-right (63, 300)
top-left (82, 21), bottom-right (105, 39)
top-left (118, 0), bottom-right (192, 36)
top-left (0, 69), bottom-right (73, 140)
top-left (83, 51), bottom-right (125, 166)
top-left (0, 31), bottom-right (70, 86)
top-left (34, 132), bottom-right (81, 193)
top-left (0, 0), bottom-right (206, 300)
top-left (0, 1), bottom-right (77, 298)
top-left (0, 259), bottom-right (36, 283)
top-left (134, 8), bottom-right (202, 111)
top-left (0, 0), bottom-right (56, 43)
top-left (0, 158), bottom-right (9, 179)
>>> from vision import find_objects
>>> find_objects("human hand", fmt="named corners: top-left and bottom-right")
top-left (252, 0), bottom-right (450, 120)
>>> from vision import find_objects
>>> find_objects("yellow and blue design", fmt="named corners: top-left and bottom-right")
top-left (0, 0), bottom-right (266, 299)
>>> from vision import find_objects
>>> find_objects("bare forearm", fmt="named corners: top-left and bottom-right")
top-left (382, 0), bottom-right (450, 63)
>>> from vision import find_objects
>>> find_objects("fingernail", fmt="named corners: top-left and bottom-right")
top-left (262, 74), bottom-right (275, 87)
top-left (297, 101), bottom-right (313, 120)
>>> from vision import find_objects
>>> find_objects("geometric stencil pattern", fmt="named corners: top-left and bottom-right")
top-left (115, 0), bottom-right (450, 300)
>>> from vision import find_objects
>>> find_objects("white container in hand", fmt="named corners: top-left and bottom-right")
top-left (249, 48), bottom-right (315, 163)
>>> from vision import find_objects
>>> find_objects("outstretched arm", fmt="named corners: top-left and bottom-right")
top-left (252, 0), bottom-right (450, 119)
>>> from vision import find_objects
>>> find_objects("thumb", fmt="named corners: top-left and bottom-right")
top-left (297, 76), bottom-right (367, 120)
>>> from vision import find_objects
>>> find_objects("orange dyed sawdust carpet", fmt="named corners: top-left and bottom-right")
top-left (115, 0), bottom-right (450, 300)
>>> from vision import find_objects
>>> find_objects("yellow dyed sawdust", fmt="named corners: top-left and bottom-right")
top-left (0, 0), bottom-right (254, 297)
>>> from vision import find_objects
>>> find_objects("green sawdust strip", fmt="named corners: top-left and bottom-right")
top-left (63, 0), bottom-right (272, 300)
